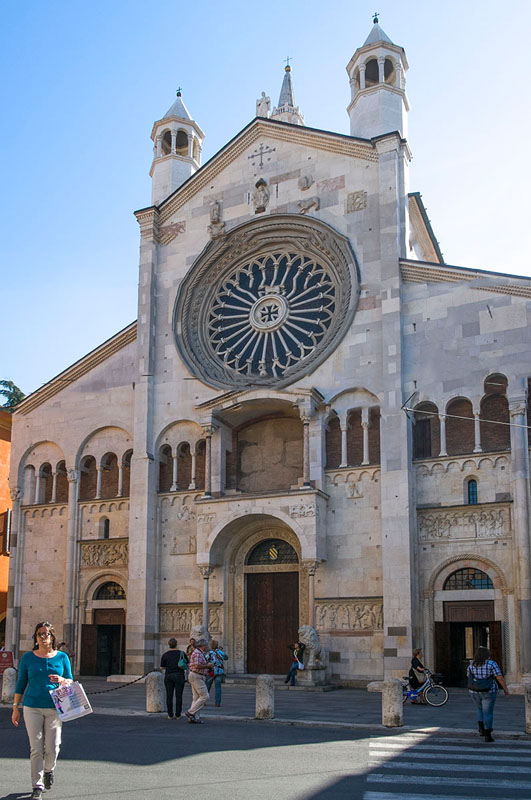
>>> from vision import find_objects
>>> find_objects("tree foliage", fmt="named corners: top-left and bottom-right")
top-left (0, 380), bottom-right (25, 410)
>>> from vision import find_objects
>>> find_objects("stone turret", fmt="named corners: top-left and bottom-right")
top-left (149, 89), bottom-right (205, 205)
top-left (346, 15), bottom-right (409, 139)
top-left (270, 63), bottom-right (304, 126)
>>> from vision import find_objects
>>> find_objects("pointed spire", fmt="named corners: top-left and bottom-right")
top-left (163, 88), bottom-right (192, 121)
top-left (270, 59), bottom-right (304, 126)
top-left (364, 13), bottom-right (393, 46)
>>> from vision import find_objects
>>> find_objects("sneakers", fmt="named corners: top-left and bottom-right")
top-left (167, 715), bottom-right (174, 719)
top-left (31, 790), bottom-right (43, 800)
top-left (44, 771), bottom-right (54, 790)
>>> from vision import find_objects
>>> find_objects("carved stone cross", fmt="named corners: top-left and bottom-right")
top-left (248, 143), bottom-right (276, 169)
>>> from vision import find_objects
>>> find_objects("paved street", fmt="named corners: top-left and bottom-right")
top-left (2, 707), bottom-right (531, 800)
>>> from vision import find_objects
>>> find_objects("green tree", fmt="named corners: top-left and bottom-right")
top-left (0, 380), bottom-right (25, 410)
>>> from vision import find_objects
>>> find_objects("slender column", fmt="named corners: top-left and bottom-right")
top-left (306, 562), bottom-right (319, 627)
top-left (188, 134), bottom-right (193, 158)
top-left (34, 472), bottom-right (41, 505)
top-left (361, 408), bottom-right (370, 465)
top-left (359, 63), bottom-right (366, 90)
top-left (378, 56), bottom-right (385, 83)
top-left (473, 411), bottom-right (482, 453)
top-left (171, 454), bottom-right (178, 492)
top-left (95, 466), bottom-right (102, 500)
top-left (189, 452), bottom-right (197, 490)
top-left (64, 469), bottom-right (80, 650)
top-left (438, 415), bottom-right (447, 457)
top-left (340, 425), bottom-right (348, 468)
top-left (156, 135), bottom-right (162, 158)
top-left (509, 401), bottom-right (531, 673)
top-left (170, 129), bottom-right (177, 154)
top-left (6, 488), bottom-right (22, 657)
top-left (117, 464), bottom-right (123, 497)
top-left (51, 471), bottom-right (57, 504)
top-left (200, 567), bottom-right (213, 630)
top-left (202, 426), bottom-right (214, 499)
top-left (302, 413), bottom-right (311, 488)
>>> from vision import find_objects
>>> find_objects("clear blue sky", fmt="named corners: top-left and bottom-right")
top-left (2, 0), bottom-right (530, 397)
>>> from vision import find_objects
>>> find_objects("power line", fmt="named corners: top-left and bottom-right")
top-left (403, 406), bottom-right (530, 430)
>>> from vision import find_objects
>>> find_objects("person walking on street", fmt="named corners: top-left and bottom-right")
top-left (185, 639), bottom-right (211, 724)
top-left (284, 641), bottom-right (305, 686)
top-left (160, 638), bottom-right (186, 719)
top-left (467, 645), bottom-right (509, 742)
top-left (409, 648), bottom-right (427, 703)
top-left (206, 639), bottom-right (228, 707)
top-left (11, 621), bottom-right (73, 800)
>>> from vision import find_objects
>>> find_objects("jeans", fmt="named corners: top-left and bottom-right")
top-left (206, 674), bottom-right (223, 705)
top-left (164, 672), bottom-right (185, 716)
top-left (286, 662), bottom-right (298, 685)
top-left (23, 706), bottom-right (62, 789)
top-left (469, 690), bottom-right (497, 729)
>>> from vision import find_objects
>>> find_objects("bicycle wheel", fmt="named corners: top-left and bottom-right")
top-left (424, 684), bottom-right (448, 706)
top-left (402, 688), bottom-right (408, 704)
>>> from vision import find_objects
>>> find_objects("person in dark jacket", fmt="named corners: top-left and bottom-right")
top-left (284, 641), bottom-right (305, 686)
top-left (160, 638), bottom-right (186, 719)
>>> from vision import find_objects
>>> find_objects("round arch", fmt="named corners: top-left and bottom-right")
top-left (429, 554), bottom-right (508, 593)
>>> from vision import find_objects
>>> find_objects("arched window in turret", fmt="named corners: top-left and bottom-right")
top-left (161, 130), bottom-right (172, 155)
top-left (365, 58), bottom-right (379, 86)
top-left (175, 130), bottom-right (188, 156)
top-left (384, 57), bottom-right (395, 84)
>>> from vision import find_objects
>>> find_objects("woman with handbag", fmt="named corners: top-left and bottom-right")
top-left (160, 638), bottom-right (187, 719)
top-left (11, 621), bottom-right (73, 800)
top-left (408, 649), bottom-right (427, 702)
top-left (206, 639), bottom-right (228, 707)
top-left (284, 641), bottom-right (305, 686)
top-left (467, 646), bottom-right (509, 742)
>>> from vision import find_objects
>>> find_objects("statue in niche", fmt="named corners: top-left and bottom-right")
top-left (253, 178), bottom-right (270, 213)
top-left (256, 91), bottom-right (271, 118)
top-left (208, 200), bottom-right (226, 239)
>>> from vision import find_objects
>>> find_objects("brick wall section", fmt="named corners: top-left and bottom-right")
top-left (480, 395), bottom-right (510, 451)
top-left (369, 408), bottom-right (381, 464)
top-left (347, 410), bottom-right (363, 466)
top-left (121, 462), bottom-right (131, 496)
top-left (100, 455), bottom-right (119, 499)
top-left (446, 399), bottom-right (475, 455)
top-left (79, 457), bottom-right (97, 500)
top-left (413, 403), bottom-right (440, 459)
top-left (326, 417), bottom-right (341, 468)
top-left (159, 446), bottom-right (172, 492)
top-left (177, 447), bottom-right (192, 490)
top-left (55, 462), bottom-right (68, 503)
top-left (195, 441), bottom-right (205, 491)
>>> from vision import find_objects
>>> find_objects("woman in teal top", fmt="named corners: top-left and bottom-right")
top-left (12, 621), bottom-right (73, 800)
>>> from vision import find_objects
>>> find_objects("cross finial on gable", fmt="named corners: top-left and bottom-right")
top-left (176, 86), bottom-right (182, 96)
top-left (373, 12), bottom-right (379, 23)
top-left (284, 56), bottom-right (292, 71)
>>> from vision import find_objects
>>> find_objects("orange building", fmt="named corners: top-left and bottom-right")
top-left (0, 409), bottom-right (12, 645)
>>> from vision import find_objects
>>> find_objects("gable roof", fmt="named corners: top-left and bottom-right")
top-left (14, 322), bottom-right (137, 415)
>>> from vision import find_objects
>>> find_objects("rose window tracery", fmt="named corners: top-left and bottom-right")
top-left (208, 253), bottom-right (336, 379)
top-left (174, 215), bottom-right (359, 390)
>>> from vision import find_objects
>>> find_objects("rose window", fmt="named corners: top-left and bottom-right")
top-left (174, 215), bottom-right (359, 390)
top-left (208, 253), bottom-right (335, 379)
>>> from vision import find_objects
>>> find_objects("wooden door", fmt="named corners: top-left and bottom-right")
top-left (489, 620), bottom-right (503, 672)
top-left (246, 571), bottom-right (299, 674)
top-left (434, 621), bottom-right (452, 684)
top-left (80, 624), bottom-right (98, 675)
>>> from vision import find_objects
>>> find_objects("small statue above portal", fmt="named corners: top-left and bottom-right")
top-left (256, 91), bottom-right (271, 118)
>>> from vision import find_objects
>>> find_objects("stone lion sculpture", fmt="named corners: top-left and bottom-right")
top-left (298, 624), bottom-right (325, 668)
top-left (190, 624), bottom-right (209, 644)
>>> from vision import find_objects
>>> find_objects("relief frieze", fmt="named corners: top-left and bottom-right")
top-left (159, 604), bottom-right (222, 633)
top-left (418, 506), bottom-right (509, 542)
top-left (315, 598), bottom-right (383, 633)
top-left (81, 539), bottom-right (128, 567)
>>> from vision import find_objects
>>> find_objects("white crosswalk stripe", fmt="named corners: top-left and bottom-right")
top-left (363, 732), bottom-right (531, 799)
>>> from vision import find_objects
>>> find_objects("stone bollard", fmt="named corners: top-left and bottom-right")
top-left (368, 678), bottom-right (403, 728)
top-left (2, 667), bottom-right (17, 704)
top-left (255, 674), bottom-right (275, 719)
top-left (145, 671), bottom-right (165, 713)
top-left (525, 684), bottom-right (531, 734)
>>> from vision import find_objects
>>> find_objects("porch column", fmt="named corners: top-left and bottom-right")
top-left (117, 464), bottom-right (124, 498)
top-left (171, 452), bottom-right (178, 492)
top-left (509, 400), bottom-right (531, 673)
top-left (170, 129), bottom-right (177, 154)
top-left (64, 468), bottom-right (80, 648)
top-left (201, 426), bottom-right (214, 499)
top-left (438, 414), bottom-right (447, 457)
top-left (305, 562), bottom-right (319, 627)
top-left (34, 472), bottom-right (41, 505)
top-left (473, 409), bottom-right (482, 453)
top-left (189, 451), bottom-right (197, 490)
top-left (95, 466), bottom-right (102, 500)
top-left (200, 567), bottom-right (214, 630)
top-left (51, 471), bottom-right (57, 504)
top-left (361, 408), bottom-right (370, 465)
top-left (6, 488), bottom-right (22, 657)
top-left (302, 412), bottom-right (311, 488)
top-left (378, 56), bottom-right (385, 83)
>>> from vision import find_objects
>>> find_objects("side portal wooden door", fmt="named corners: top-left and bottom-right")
top-left (246, 571), bottom-right (299, 674)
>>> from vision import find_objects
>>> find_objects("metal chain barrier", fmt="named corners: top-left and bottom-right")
top-left (84, 672), bottom-right (152, 695)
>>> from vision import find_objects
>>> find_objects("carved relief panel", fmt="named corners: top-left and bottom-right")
top-left (315, 598), bottom-right (383, 634)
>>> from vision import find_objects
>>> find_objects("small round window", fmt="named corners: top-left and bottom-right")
top-left (246, 539), bottom-right (299, 565)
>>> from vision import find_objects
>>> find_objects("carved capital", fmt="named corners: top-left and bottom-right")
top-left (201, 423), bottom-right (217, 438)
top-left (303, 561), bottom-right (319, 577)
top-left (67, 468), bottom-right (79, 484)
top-left (199, 566), bottom-right (214, 580)
top-left (509, 403), bottom-right (527, 418)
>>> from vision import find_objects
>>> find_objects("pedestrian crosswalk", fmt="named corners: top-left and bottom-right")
top-left (363, 731), bottom-right (531, 799)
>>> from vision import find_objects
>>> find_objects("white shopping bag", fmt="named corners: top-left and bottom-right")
top-left (49, 681), bottom-right (93, 722)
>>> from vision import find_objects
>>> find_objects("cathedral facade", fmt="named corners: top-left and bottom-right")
top-left (6, 20), bottom-right (531, 686)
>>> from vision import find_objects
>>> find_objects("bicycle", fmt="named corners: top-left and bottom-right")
top-left (402, 668), bottom-right (449, 707)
